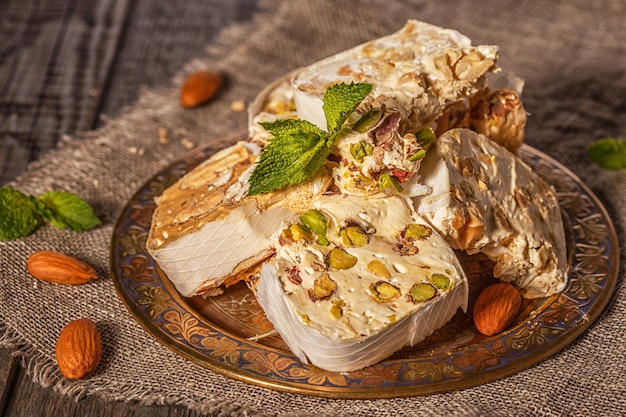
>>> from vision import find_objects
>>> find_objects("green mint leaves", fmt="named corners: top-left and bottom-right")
top-left (0, 186), bottom-right (100, 241)
top-left (248, 120), bottom-right (329, 195)
top-left (0, 187), bottom-right (40, 241)
top-left (587, 137), bottom-right (626, 170)
top-left (248, 82), bottom-right (373, 195)
top-left (322, 82), bottom-right (373, 133)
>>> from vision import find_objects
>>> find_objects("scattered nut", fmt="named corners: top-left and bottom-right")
top-left (27, 251), bottom-right (97, 285)
top-left (55, 318), bottom-right (102, 380)
top-left (230, 100), bottom-right (246, 112)
top-left (473, 282), bottom-right (522, 336)
top-left (180, 69), bottom-right (223, 108)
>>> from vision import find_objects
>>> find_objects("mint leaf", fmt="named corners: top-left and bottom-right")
top-left (0, 186), bottom-right (41, 241)
top-left (248, 119), bottom-right (330, 195)
top-left (36, 191), bottom-right (101, 232)
top-left (248, 82), bottom-right (372, 195)
top-left (323, 82), bottom-right (373, 133)
top-left (588, 137), bottom-right (626, 170)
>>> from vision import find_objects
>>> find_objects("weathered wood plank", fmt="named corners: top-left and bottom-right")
top-left (97, 0), bottom-right (259, 121)
top-left (0, 0), bottom-right (132, 184)
top-left (0, 350), bottom-right (20, 415)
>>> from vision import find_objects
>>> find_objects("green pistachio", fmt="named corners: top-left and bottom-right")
top-left (327, 248), bottom-right (358, 269)
top-left (350, 141), bottom-right (374, 161)
top-left (341, 226), bottom-right (369, 247)
top-left (290, 223), bottom-right (313, 241)
top-left (353, 107), bottom-right (383, 133)
top-left (407, 148), bottom-right (427, 162)
top-left (404, 223), bottom-right (432, 240)
top-left (369, 281), bottom-right (401, 303)
top-left (378, 172), bottom-right (403, 193)
top-left (316, 235), bottom-right (330, 246)
top-left (367, 259), bottom-right (391, 278)
top-left (408, 283), bottom-right (436, 303)
top-left (299, 209), bottom-right (328, 235)
top-left (416, 127), bottom-right (436, 151)
top-left (430, 273), bottom-right (451, 290)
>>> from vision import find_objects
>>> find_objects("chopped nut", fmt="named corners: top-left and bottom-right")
top-left (407, 148), bottom-right (426, 162)
top-left (430, 273), bottom-right (451, 290)
top-left (299, 209), bottom-right (328, 235)
top-left (350, 141), bottom-right (374, 161)
top-left (158, 127), bottom-right (170, 144)
top-left (300, 313), bottom-right (310, 325)
top-left (327, 248), bottom-right (358, 269)
top-left (330, 300), bottom-right (345, 319)
top-left (290, 224), bottom-right (313, 241)
top-left (378, 172), bottom-right (403, 193)
top-left (180, 138), bottom-right (195, 149)
top-left (341, 226), bottom-right (369, 247)
top-left (369, 281), bottom-right (401, 302)
top-left (285, 265), bottom-right (302, 285)
top-left (230, 100), bottom-right (246, 112)
top-left (353, 107), bottom-right (382, 133)
top-left (308, 273), bottom-right (337, 301)
top-left (403, 223), bottom-right (432, 240)
top-left (416, 127), bottom-right (436, 150)
top-left (367, 259), bottom-right (391, 278)
top-left (408, 283), bottom-right (436, 303)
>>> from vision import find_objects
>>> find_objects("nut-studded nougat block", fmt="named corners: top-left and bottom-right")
top-left (413, 128), bottom-right (568, 298)
top-left (257, 194), bottom-right (468, 372)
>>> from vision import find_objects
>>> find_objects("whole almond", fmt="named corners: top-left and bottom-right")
top-left (55, 318), bottom-right (102, 380)
top-left (27, 250), bottom-right (97, 285)
top-left (473, 282), bottom-right (522, 336)
top-left (180, 69), bottom-right (223, 108)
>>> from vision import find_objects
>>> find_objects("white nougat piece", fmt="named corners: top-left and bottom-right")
top-left (413, 128), bottom-right (568, 298)
top-left (146, 142), bottom-right (331, 297)
top-left (256, 194), bottom-right (468, 372)
top-left (292, 19), bottom-right (499, 131)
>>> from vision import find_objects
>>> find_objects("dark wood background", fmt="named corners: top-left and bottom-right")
top-left (0, 0), bottom-right (258, 415)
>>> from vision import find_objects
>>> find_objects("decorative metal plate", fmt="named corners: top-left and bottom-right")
top-left (111, 133), bottom-right (619, 398)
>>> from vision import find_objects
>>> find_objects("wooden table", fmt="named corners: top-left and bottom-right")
top-left (0, 1), bottom-right (258, 415)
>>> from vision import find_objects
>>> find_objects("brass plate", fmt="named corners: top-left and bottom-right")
top-left (111, 133), bottom-right (619, 398)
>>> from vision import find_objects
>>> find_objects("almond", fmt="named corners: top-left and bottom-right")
top-left (27, 250), bottom-right (97, 285)
top-left (473, 282), bottom-right (522, 336)
top-left (180, 69), bottom-right (223, 108)
top-left (55, 318), bottom-right (102, 380)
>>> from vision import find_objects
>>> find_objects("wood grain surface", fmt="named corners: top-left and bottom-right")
top-left (0, 0), bottom-right (258, 415)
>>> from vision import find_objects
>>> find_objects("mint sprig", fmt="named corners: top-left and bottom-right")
top-left (587, 137), bottom-right (626, 170)
top-left (248, 82), bottom-right (373, 195)
top-left (0, 186), bottom-right (101, 241)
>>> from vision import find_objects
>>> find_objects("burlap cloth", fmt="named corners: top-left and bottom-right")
top-left (1, 1), bottom-right (625, 416)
